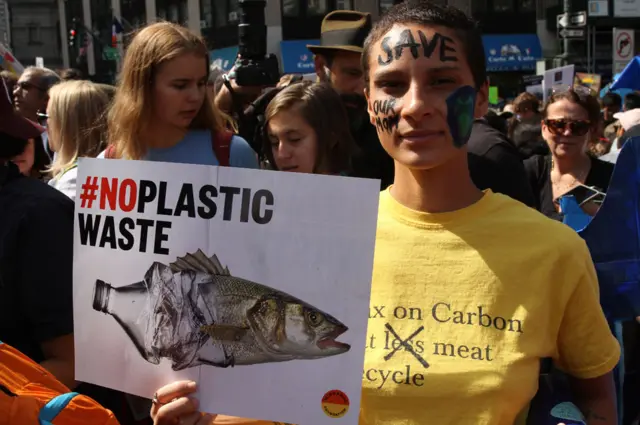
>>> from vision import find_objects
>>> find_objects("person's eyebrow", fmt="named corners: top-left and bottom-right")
top-left (372, 69), bottom-right (405, 81)
top-left (372, 64), bottom-right (462, 80)
top-left (342, 66), bottom-right (363, 74)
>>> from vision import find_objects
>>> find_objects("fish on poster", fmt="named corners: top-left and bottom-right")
top-left (93, 249), bottom-right (350, 371)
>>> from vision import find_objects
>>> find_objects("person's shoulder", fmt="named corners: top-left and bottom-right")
top-left (489, 192), bottom-right (588, 253)
top-left (230, 134), bottom-right (252, 149)
top-left (469, 120), bottom-right (518, 157)
top-left (591, 155), bottom-right (615, 173)
top-left (229, 135), bottom-right (259, 169)
top-left (524, 154), bottom-right (547, 172)
top-left (4, 177), bottom-right (74, 219)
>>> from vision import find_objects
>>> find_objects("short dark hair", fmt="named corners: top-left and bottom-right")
top-left (624, 92), bottom-right (640, 111)
top-left (602, 92), bottom-right (622, 108)
top-left (264, 81), bottom-right (358, 174)
top-left (361, 0), bottom-right (486, 89)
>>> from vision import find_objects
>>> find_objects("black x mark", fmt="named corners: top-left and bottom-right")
top-left (384, 323), bottom-right (430, 368)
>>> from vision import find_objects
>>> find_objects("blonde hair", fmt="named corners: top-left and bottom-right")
top-left (108, 21), bottom-right (231, 160)
top-left (47, 80), bottom-right (110, 178)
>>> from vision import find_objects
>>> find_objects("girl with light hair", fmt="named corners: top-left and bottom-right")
top-left (103, 21), bottom-right (257, 169)
top-left (46, 80), bottom-right (110, 199)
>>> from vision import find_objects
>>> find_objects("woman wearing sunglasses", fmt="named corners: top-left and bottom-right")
top-left (524, 86), bottom-right (614, 220)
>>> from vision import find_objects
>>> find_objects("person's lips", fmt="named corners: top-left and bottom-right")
top-left (400, 130), bottom-right (444, 144)
top-left (179, 110), bottom-right (197, 118)
top-left (280, 165), bottom-right (298, 171)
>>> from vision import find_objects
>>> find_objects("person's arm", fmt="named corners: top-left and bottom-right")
top-left (18, 194), bottom-right (76, 388)
top-left (229, 135), bottom-right (259, 169)
top-left (568, 373), bottom-right (617, 425)
top-left (555, 240), bottom-right (620, 425)
top-left (40, 334), bottom-right (76, 389)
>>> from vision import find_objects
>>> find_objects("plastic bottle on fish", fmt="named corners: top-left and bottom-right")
top-left (92, 263), bottom-right (212, 371)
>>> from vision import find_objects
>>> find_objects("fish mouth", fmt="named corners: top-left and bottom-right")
top-left (317, 326), bottom-right (350, 350)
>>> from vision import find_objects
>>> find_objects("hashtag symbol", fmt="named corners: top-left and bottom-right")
top-left (80, 176), bottom-right (99, 208)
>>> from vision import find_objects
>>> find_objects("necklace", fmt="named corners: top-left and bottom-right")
top-left (550, 157), bottom-right (590, 196)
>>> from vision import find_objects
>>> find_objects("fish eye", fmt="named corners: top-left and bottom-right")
top-left (305, 309), bottom-right (324, 327)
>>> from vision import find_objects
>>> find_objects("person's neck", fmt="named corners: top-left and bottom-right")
top-left (21, 109), bottom-right (38, 122)
top-left (144, 124), bottom-right (188, 150)
top-left (390, 152), bottom-right (484, 214)
top-left (552, 153), bottom-right (591, 175)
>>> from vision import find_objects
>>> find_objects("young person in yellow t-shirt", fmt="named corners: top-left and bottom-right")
top-left (358, 1), bottom-right (619, 424)
top-left (210, 1), bottom-right (619, 425)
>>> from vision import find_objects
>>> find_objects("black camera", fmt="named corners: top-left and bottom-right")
top-left (234, 0), bottom-right (280, 87)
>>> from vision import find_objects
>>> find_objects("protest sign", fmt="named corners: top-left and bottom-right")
top-left (72, 158), bottom-right (380, 425)
top-left (542, 64), bottom-right (575, 102)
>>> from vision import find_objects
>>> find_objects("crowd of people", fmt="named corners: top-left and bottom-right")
top-left (1, 0), bottom-right (639, 424)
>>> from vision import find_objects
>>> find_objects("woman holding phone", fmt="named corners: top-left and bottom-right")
top-left (524, 86), bottom-right (614, 220)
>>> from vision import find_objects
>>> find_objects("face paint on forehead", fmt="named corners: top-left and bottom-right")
top-left (377, 28), bottom-right (458, 66)
top-left (446, 85), bottom-right (477, 148)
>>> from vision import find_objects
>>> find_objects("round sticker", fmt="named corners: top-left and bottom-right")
top-left (321, 390), bottom-right (350, 419)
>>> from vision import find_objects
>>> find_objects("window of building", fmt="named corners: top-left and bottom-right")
top-left (168, 4), bottom-right (179, 22)
top-left (200, 0), bottom-right (213, 28)
top-left (282, 0), bottom-right (300, 16)
top-left (519, 0), bottom-right (535, 11)
top-left (179, 0), bottom-right (189, 24)
top-left (492, 0), bottom-right (514, 12)
top-left (380, 0), bottom-right (394, 14)
top-left (335, 0), bottom-right (353, 9)
top-left (308, 0), bottom-right (329, 15)
top-left (27, 24), bottom-right (41, 45)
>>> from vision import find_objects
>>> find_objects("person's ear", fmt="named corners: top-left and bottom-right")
top-left (474, 80), bottom-right (489, 118)
top-left (314, 55), bottom-right (327, 80)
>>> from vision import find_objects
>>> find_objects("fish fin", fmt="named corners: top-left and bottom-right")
top-left (200, 324), bottom-right (249, 342)
top-left (169, 249), bottom-right (231, 275)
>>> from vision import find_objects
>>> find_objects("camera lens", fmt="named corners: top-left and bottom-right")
top-left (237, 0), bottom-right (267, 59)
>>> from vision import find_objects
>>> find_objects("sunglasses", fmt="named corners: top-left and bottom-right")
top-left (544, 118), bottom-right (591, 136)
top-left (36, 112), bottom-right (49, 126)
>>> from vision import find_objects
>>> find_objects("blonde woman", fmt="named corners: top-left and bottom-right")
top-left (46, 80), bottom-right (110, 199)
top-left (103, 22), bottom-right (257, 168)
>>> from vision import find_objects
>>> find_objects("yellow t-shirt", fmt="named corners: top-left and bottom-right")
top-left (214, 189), bottom-right (620, 425)
top-left (360, 189), bottom-right (620, 425)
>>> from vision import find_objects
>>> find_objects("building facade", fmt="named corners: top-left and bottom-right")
top-left (45, 0), bottom-right (640, 87)
top-left (6, 0), bottom-right (63, 70)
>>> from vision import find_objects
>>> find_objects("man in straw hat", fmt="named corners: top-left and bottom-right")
top-left (0, 77), bottom-right (76, 390)
top-left (308, 10), bottom-right (395, 189)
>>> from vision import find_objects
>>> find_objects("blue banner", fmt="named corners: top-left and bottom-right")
top-left (209, 46), bottom-right (239, 72)
top-left (483, 34), bottom-right (542, 72)
top-left (280, 39), bottom-right (319, 74)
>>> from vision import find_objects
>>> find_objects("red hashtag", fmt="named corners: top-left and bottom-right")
top-left (80, 176), bottom-right (99, 208)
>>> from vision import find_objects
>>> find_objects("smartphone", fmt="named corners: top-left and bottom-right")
top-left (557, 184), bottom-right (606, 206)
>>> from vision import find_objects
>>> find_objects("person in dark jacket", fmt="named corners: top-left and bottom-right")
top-left (467, 118), bottom-right (536, 207)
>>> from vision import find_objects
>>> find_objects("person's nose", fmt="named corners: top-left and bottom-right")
top-left (562, 126), bottom-right (572, 137)
top-left (13, 84), bottom-right (21, 97)
top-left (187, 84), bottom-right (203, 103)
top-left (400, 82), bottom-right (435, 124)
top-left (275, 141), bottom-right (292, 160)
